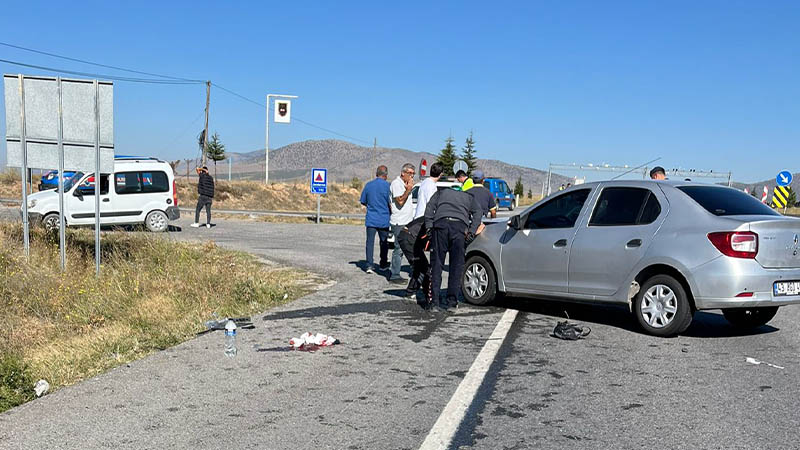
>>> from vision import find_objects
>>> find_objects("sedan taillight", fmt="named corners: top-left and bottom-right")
top-left (708, 231), bottom-right (758, 259)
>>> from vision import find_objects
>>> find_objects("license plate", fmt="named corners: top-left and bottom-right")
top-left (774, 281), bottom-right (800, 296)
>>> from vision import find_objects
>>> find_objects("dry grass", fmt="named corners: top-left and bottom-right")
top-left (0, 223), bottom-right (309, 412)
top-left (177, 180), bottom-right (364, 213)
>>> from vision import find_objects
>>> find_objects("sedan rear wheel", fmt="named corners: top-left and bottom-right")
top-left (722, 307), bottom-right (778, 329)
top-left (634, 275), bottom-right (693, 337)
top-left (462, 255), bottom-right (497, 305)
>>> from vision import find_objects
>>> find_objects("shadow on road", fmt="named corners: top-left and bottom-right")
top-left (488, 295), bottom-right (779, 338)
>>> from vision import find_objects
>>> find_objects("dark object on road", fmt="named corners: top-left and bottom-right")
top-left (198, 317), bottom-right (254, 335)
top-left (552, 320), bottom-right (591, 340)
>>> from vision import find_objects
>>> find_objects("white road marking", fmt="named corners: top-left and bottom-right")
top-left (419, 308), bottom-right (519, 450)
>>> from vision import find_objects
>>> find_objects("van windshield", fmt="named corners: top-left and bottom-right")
top-left (677, 186), bottom-right (780, 216)
top-left (59, 172), bottom-right (84, 192)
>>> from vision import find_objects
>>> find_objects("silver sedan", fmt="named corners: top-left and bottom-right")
top-left (462, 180), bottom-right (800, 336)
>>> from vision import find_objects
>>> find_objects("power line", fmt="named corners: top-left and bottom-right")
top-left (211, 82), bottom-right (373, 145)
top-left (0, 41), bottom-right (203, 82)
top-left (0, 58), bottom-right (202, 84)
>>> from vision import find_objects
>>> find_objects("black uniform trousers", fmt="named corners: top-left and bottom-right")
top-left (398, 228), bottom-right (430, 296)
top-left (429, 218), bottom-right (467, 309)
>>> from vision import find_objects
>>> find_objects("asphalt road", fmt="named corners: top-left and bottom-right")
top-left (1, 208), bottom-right (800, 449)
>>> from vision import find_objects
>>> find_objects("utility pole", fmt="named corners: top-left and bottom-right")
top-left (202, 80), bottom-right (210, 165)
top-left (372, 138), bottom-right (376, 180)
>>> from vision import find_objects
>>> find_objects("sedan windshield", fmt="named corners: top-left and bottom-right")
top-left (677, 186), bottom-right (780, 216)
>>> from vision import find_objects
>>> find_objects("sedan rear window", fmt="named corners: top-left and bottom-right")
top-left (677, 186), bottom-right (780, 216)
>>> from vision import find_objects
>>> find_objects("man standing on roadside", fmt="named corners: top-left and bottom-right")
top-left (360, 165), bottom-right (392, 274)
top-left (388, 163), bottom-right (416, 284)
top-left (191, 166), bottom-right (214, 228)
top-left (424, 185), bottom-right (482, 311)
top-left (463, 170), bottom-right (496, 219)
top-left (414, 162), bottom-right (443, 219)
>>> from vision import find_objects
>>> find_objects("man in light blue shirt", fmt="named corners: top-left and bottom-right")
top-left (360, 165), bottom-right (392, 273)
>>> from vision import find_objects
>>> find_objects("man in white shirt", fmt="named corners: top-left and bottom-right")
top-left (389, 163), bottom-right (416, 283)
top-left (414, 162), bottom-right (444, 219)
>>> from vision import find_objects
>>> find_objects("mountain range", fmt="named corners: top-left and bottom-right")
top-left (177, 139), bottom-right (572, 194)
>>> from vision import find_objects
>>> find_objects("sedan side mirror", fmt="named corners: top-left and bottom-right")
top-left (508, 215), bottom-right (521, 230)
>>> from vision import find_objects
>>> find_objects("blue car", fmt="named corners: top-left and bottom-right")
top-left (483, 178), bottom-right (516, 211)
top-left (38, 170), bottom-right (78, 191)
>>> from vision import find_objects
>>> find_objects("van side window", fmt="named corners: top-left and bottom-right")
top-left (78, 174), bottom-right (109, 196)
top-left (115, 171), bottom-right (169, 195)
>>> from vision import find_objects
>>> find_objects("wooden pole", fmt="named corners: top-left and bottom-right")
top-left (202, 81), bottom-right (210, 165)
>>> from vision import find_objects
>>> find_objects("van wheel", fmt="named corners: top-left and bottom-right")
top-left (633, 275), bottom-right (693, 337)
top-left (43, 213), bottom-right (60, 231)
top-left (509, 200), bottom-right (516, 211)
top-left (462, 255), bottom-right (497, 305)
top-left (722, 307), bottom-right (778, 329)
top-left (145, 211), bottom-right (168, 232)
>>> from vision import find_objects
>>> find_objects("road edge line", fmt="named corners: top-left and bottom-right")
top-left (419, 308), bottom-right (519, 450)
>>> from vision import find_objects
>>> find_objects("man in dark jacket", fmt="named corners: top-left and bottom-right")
top-left (192, 166), bottom-right (214, 228)
top-left (424, 187), bottom-right (482, 311)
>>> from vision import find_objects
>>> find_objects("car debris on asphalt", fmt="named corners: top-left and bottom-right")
top-left (289, 332), bottom-right (340, 351)
top-left (745, 357), bottom-right (785, 370)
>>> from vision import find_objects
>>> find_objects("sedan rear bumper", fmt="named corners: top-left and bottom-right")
top-left (689, 256), bottom-right (800, 310)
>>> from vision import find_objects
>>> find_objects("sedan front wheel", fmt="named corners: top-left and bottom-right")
top-left (462, 255), bottom-right (497, 305)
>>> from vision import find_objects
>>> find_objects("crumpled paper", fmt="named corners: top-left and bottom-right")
top-left (289, 332), bottom-right (340, 351)
top-left (34, 379), bottom-right (50, 397)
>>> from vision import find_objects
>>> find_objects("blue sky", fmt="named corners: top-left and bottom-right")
top-left (1, 0), bottom-right (798, 183)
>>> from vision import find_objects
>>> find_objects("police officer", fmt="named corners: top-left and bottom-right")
top-left (424, 186), bottom-right (482, 311)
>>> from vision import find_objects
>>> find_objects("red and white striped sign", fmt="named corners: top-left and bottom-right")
top-left (761, 186), bottom-right (769, 203)
top-left (420, 159), bottom-right (427, 177)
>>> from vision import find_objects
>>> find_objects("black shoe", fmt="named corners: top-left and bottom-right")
top-left (379, 261), bottom-right (390, 269)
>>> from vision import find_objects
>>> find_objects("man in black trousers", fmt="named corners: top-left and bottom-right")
top-left (191, 166), bottom-right (215, 228)
top-left (424, 187), bottom-right (482, 311)
top-left (397, 216), bottom-right (430, 300)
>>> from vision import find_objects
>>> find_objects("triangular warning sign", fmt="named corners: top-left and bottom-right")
top-left (315, 173), bottom-right (324, 182)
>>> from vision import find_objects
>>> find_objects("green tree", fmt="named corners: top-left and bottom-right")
top-left (527, 189), bottom-right (532, 199)
top-left (204, 132), bottom-right (226, 178)
top-left (437, 134), bottom-right (458, 176)
top-left (461, 131), bottom-right (478, 175)
top-left (787, 186), bottom-right (797, 206)
top-left (350, 177), bottom-right (363, 190)
top-left (513, 176), bottom-right (524, 197)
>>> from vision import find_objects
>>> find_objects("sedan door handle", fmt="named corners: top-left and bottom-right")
top-left (553, 239), bottom-right (568, 248)
top-left (102, 198), bottom-right (110, 202)
top-left (626, 239), bottom-right (642, 248)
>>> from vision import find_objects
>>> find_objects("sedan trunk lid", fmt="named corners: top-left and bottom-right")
top-left (747, 217), bottom-right (800, 269)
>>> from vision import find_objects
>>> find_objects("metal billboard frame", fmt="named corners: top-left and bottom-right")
top-left (4, 74), bottom-right (113, 274)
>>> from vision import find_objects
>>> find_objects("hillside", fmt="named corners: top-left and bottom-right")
top-left (731, 172), bottom-right (800, 198)
top-left (176, 139), bottom-right (572, 195)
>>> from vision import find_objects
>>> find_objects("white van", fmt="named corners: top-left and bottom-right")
top-left (25, 157), bottom-right (179, 232)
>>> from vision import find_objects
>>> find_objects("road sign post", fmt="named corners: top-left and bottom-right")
top-left (453, 160), bottom-right (468, 175)
top-left (264, 93), bottom-right (298, 185)
top-left (311, 168), bottom-right (327, 224)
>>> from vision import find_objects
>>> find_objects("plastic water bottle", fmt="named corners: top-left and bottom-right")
top-left (224, 320), bottom-right (237, 357)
